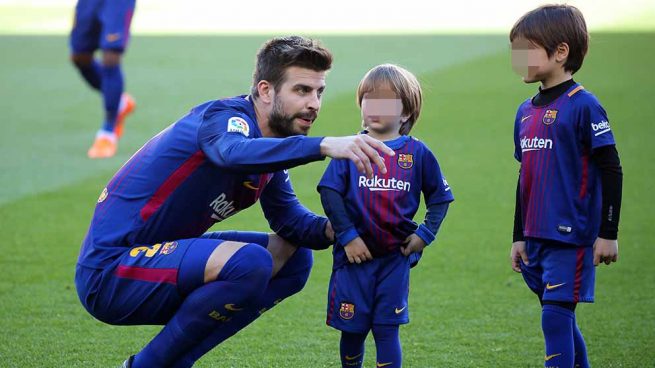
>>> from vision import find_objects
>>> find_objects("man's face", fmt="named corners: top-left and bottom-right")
top-left (511, 38), bottom-right (559, 83)
top-left (268, 66), bottom-right (326, 137)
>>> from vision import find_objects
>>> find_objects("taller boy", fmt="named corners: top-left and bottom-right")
top-left (509, 5), bottom-right (623, 368)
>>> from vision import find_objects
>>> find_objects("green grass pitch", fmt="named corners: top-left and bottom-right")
top-left (0, 33), bottom-right (654, 367)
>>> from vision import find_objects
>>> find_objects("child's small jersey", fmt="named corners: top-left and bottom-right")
top-left (318, 135), bottom-right (453, 268)
top-left (514, 84), bottom-right (615, 246)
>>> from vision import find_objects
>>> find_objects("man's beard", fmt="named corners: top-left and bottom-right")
top-left (268, 97), bottom-right (317, 137)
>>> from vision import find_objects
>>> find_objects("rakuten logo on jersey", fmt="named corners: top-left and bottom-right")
top-left (358, 175), bottom-right (411, 192)
top-left (592, 120), bottom-right (611, 136)
top-left (209, 193), bottom-right (236, 221)
top-left (521, 136), bottom-right (553, 152)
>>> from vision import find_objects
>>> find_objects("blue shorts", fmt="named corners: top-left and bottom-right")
top-left (520, 238), bottom-right (595, 303)
top-left (70, 0), bottom-right (136, 53)
top-left (76, 237), bottom-right (224, 325)
top-left (326, 253), bottom-right (410, 333)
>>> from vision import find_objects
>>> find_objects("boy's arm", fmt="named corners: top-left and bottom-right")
top-left (414, 203), bottom-right (450, 246)
top-left (591, 144), bottom-right (623, 265)
top-left (513, 175), bottom-right (525, 242)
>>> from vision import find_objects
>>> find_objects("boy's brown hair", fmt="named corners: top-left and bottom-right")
top-left (356, 64), bottom-right (422, 135)
top-left (510, 4), bottom-right (589, 74)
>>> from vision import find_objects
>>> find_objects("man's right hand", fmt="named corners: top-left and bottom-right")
top-left (344, 237), bottom-right (373, 264)
top-left (320, 135), bottom-right (395, 178)
top-left (510, 241), bottom-right (529, 273)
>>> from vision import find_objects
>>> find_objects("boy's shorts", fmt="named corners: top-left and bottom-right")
top-left (520, 238), bottom-right (595, 303)
top-left (70, 0), bottom-right (136, 53)
top-left (326, 253), bottom-right (410, 333)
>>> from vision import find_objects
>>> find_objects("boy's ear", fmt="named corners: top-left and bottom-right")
top-left (555, 42), bottom-right (570, 63)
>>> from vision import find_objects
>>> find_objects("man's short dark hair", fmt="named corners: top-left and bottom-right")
top-left (251, 36), bottom-right (333, 98)
top-left (510, 4), bottom-right (589, 74)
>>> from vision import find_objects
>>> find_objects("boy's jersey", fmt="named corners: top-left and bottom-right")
top-left (514, 84), bottom-right (615, 246)
top-left (318, 135), bottom-right (454, 268)
top-left (78, 95), bottom-right (329, 269)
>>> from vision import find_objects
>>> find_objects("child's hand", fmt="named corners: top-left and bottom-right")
top-left (400, 234), bottom-right (426, 256)
top-left (510, 241), bottom-right (528, 273)
top-left (593, 237), bottom-right (618, 266)
top-left (344, 237), bottom-right (373, 264)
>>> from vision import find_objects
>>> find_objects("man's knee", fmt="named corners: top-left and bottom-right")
top-left (276, 247), bottom-right (313, 295)
top-left (218, 244), bottom-right (273, 297)
top-left (101, 50), bottom-right (122, 67)
top-left (71, 53), bottom-right (94, 68)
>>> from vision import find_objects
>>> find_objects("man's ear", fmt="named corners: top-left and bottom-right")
top-left (257, 80), bottom-right (273, 104)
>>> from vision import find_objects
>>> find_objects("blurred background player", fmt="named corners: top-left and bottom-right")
top-left (70, 0), bottom-right (137, 159)
top-left (509, 5), bottom-right (623, 368)
top-left (318, 64), bottom-right (454, 368)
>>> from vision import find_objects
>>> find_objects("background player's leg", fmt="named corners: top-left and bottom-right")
top-left (541, 304), bottom-right (575, 368)
top-left (71, 53), bottom-right (102, 90)
top-left (340, 331), bottom-right (367, 368)
top-left (371, 324), bottom-right (401, 368)
top-left (98, 51), bottom-right (123, 134)
top-left (170, 238), bottom-right (312, 368)
top-left (132, 243), bottom-right (272, 367)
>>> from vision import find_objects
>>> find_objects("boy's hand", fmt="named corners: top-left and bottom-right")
top-left (510, 241), bottom-right (529, 273)
top-left (324, 221), bottom-right (335, 242)
top-left (593, 237), bottom-right (618, 266)
top-left (344, 237), bottom-right (373, 264)
top-left (400, 234), bottom-right (426, 256)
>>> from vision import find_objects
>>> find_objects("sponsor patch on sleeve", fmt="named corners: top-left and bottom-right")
top-left (227, 116), bottom-right (250, 137)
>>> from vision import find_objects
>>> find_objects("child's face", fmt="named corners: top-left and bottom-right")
top-left (511, 38), bottom-right (562, 84)
top-left (360, 86), bottom-right (406, 135)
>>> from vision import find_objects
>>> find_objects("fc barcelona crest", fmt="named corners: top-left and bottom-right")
top-left (339, 302), bottom-right (355, 320)
top-left (160, 241), bottom-right (178, 255)
top-left (397, 153), bottom-right (413, 169)
top-left (542, 109), bottom-right (558, 125)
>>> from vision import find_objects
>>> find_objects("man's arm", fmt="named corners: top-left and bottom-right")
top-left (260, 170), bottom-right (332, 250)
top-left (198, 112), bottom-right (395, 176)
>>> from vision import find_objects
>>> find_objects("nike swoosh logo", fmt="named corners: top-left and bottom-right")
top-left (377, 363), bottom-right (393, 367)
top-left (106, 33), bottom-right (121, 42)
top-left (243, 181), bottom-right (259, 190)
top-left (545, 353), bottom-right (562, 361)
top-left (345, 353), bottom-right (362, 360)
top-left (546, 282), bottom-right (566, 290)
top-left (394, 306), bottom-right (406, 314)
top-left (521, 115), bottom-right (532, 123)
top-left (224, 303), bottom-right (243, 311)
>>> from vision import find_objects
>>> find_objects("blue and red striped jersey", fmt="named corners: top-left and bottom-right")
top-left (78, 95), bottom-right (330, 268)
top-left (514, 84), bottom-right (615, 246)
top-left (318, 135), bottom-right (454, 268)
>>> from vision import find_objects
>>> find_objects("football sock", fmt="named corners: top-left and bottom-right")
top-left (372, 324), bottom-right (401, 368)
top-left (340, 331), bottom-right (367, 368)
top-left (542, 304), bottom-right (575, 368)
top-left (572, 316), bottom-right (589, 368)
top-left (132, 244), bottom-right (272, 368)
top-left (169, 247), bottom-right (313, 368)
top-left (100, 63), bottom-right (123, 132)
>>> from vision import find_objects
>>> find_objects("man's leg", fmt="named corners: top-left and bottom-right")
top-left (170, 232), bottom-right (313, 367)
top-left (130, 240), bottom-right (273, 367)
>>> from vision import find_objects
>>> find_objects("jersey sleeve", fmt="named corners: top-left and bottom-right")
top-left (421, 146), bottom-right (455, 207)
top-left (316, 158), bottom-right (350, 195)
top-left (578, 95), bottom-right (616, 151)
top-left (198, 110), bottom-right (325, 173)
top-left (260, 170), bottom-right (332, 250)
